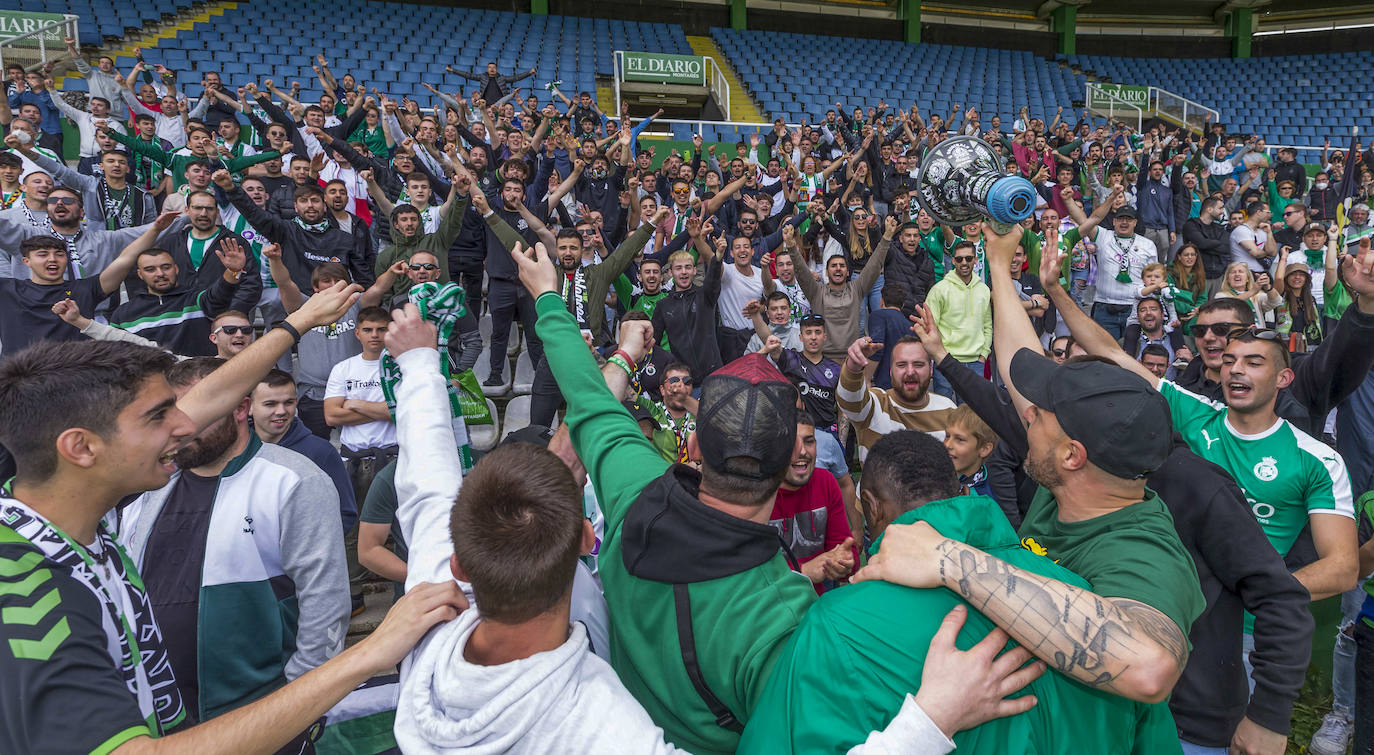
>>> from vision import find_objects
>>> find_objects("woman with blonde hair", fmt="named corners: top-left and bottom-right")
top-left (1215, 260), bottom-right (1284, 326)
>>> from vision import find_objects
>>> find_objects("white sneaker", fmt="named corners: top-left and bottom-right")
top-left (1309, 712), bottom-right (1354, 755)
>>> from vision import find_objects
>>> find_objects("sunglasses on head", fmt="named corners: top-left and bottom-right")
top-left (1189, 321), bottom-right (1246, 338)
top-left (46, 196), bottom-right (77, 205)
top-left (409, 263), bottom-right (438, 271)
top-left (666, 375), bottom-right (693, 386)
top-left (1226, 325), bottom-right (1282, 343)
top-left (214, 325), bottom-right (252, 335)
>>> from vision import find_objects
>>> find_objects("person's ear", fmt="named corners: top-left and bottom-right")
top-left (978, 441), bottom-right (996, 461)
top-left (1275, 366), bottom-right (1295, 390)
top-left (232, 395), bottom-right (251, 423)
top-left (54, 427), bottom-right (100, 470)
top-left (1062, 439), bottom-right (1089, 473)
top-left (449, 552), bottom-right (469, 582)
top-left (580, 519), bottom-right (597, 556)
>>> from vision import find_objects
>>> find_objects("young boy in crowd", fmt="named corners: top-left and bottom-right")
top-left (942, 405), bottom-right (997, 498)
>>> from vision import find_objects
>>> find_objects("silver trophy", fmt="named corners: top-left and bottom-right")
top-left (914, 136), bottom-right (1037, 233)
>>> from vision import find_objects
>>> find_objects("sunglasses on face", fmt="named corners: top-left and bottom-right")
top-left (739, 218), bottom-right (757, 225)
top-left (1052, 348), bottom-right (1067, 357)
top-left (46, 196), bottom-right (77, 206)
top-left (214, 325), bottom-right (252, 335)
top-left (409, 263), bottom-right (439, 271)
top-left (953, 255), bottom-right (975, 263)
top-left (1189, 321), bottom-right (1245, 338)
top-left (666, 375), bottom-right (693, 386)
top-left (671, 187), bottom-right (691, 195)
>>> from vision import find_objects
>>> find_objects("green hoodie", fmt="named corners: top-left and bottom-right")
top-left (738, 495), bottom-right (1182, 755)
top-left (373, 196), bottom-right (468, 300)
top-left (535, 291), bottom-right (817, 755)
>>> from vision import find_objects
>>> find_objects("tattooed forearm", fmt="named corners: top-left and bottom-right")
top-left (935, 541), bottom-right (1185, 703)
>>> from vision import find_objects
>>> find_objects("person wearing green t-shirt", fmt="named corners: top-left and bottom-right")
top-left (740, 430), bottom-right (1181, 755)
top-left (859, 223), bottom-right (1205, 706)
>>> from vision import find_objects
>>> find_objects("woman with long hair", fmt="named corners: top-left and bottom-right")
top-left (1215, 260), bottom-right (1283, 326)
top-left (1277, 261), bottom-right (1322, 351)
top-left (1168, 243), bottom-right (1207, 327)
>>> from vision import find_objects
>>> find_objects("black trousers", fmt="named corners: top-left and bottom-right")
top-left (487, 279), bottom-right (543, 376)
top-left (296, 395), bottom-right (331, 440)
top-left (716, 325), bottom-right (753, 364)
top-left (451, 257), bottom-right (486, 317)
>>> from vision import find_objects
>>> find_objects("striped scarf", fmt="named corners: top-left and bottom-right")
top-left (380, 282), bottom-right (473, 472)
top-left (0, 495), bottom-right (186, 735)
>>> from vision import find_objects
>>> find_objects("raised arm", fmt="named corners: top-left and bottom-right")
top-left (263, 244), bottom-right (305, 313)
top-left (1078, 183), bottom-right (1122, 239)
top-left (1036, 228), bottom-right (1158, 386)
top-left (98, 212), bottom-right (179, 294)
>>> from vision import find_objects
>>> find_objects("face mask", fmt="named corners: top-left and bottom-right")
top-left (1315, 181), bottom-right (1329, 190)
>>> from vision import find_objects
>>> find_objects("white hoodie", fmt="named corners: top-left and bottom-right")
top-left (396, 608), bottom-right (683, 754)
top-left (388, 349), bottom-right (952, 755)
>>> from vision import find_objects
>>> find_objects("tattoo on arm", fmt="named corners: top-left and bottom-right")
top-left (937, 540), bottom-right (1186, 697)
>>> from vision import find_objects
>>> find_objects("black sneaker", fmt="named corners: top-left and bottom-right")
top-left (483, 372), bottom-right (505, 387)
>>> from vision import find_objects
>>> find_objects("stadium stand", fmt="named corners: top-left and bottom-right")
top-left (118, 3), bottom-right (690, 106)
top-left (12, 0), bottom-right (196, 45)
top-left (1066, 51), bottom-right (1374, 145)
top-left (712, 27), bottom-right (1086, 129)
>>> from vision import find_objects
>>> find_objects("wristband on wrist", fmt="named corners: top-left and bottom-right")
top-left (611, 348), bottom-right (635, 366)
top-left (606, 354), bottom-right (634, 378)
top-left (273, 320), bottom-right (302, 344)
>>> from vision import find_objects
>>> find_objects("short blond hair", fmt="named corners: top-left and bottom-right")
top-left (667, 251), bottom-right (696, 267)
top-left (1142, 262), bottom-right (1167, 279)
top-left (946, 405), bottom-right (997, 450)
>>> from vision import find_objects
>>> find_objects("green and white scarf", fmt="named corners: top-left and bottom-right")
top-left (293, 216), bottom-right (330, 233)
top-left (0, 494), bottom-right (186, 736)
top-left (380, 282), bottom-right (473, 472)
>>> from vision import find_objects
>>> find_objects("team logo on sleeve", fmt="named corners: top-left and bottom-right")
top-left (1253, 456), bottom-right (1279, 482)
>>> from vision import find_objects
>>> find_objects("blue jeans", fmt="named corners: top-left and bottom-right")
top-left (1178, 741), bottom-right (1227, 755)
top-left (1333, 580), bottom-right (1368, 716)
top-left (815, 427), bottom-right (849, 479)
top-left (1091, 302), bottom-right (1131, 342)
top-left (932, 360), bottom-right (983, 402)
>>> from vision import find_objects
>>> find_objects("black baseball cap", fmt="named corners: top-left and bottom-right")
top-left (623, 398), bottom-right (656, 423)
top-left (696, 354), bottom-right (798, 480)
top-left (1113, 206), bottom-right (1139, 220)
top-left (1009, 348), bottom-right (1172, 479)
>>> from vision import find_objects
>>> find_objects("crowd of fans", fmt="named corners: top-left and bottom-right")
top-left (0, 33), bottom-right (1372, 755)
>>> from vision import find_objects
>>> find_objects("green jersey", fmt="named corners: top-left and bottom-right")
top-left (1159, 379), bottom-right (1355, 558)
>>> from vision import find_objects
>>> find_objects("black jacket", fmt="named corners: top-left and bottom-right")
top-left (109, 276), bottom-right (239, 357)
top-left (1307, 185), bottom-right (1338, 221)
top-left (652, 254), bottom-right (724, 383)
top-left (936, 352), bottom-right (1313, 745)
top-left (1175, 303), bottom-right (1374, 437)
top-left (161, 227), bottom-right (262, 315)
top-left (226, 186), bottom-right (361, 293)
top-left (883, 244), bottom-right (936, 306)
top-left (1181, 217), bottom-right (1230, 279)
top-left (1273, 159), bottom-right (1307, 191)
